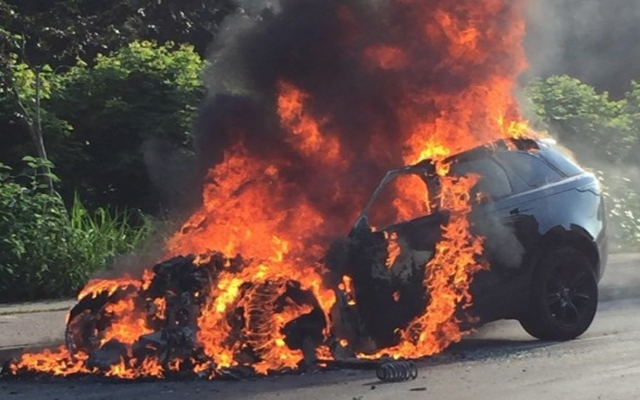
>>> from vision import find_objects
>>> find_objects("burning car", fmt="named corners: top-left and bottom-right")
top-left (3, 0), bottom-right (604, 381)
top-left (5, 137), bottom-right (607, 380)
top-left (4, 137), bottom-right (607, 380)
top-left (328, 137), bottom-right (607, 353)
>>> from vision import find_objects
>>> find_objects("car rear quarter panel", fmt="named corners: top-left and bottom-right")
top-left (469, 172), bottom-right (606, 322)
top-left (490, 172), bottom-right (607, 277)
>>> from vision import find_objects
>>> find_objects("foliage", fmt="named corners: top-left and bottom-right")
top-left (525, 75), bottom-right (636, 163)
top-left (1, 41), bottom-right (205, 213)
top-left (1, 1), bottom-right (218, 212)
top-left (0, 0), bottom-right (236, 67)
top-left (597, 170), bottom-right (640, 252)
top-left (67, 194), bottom-right (154, 281)
top-left (526, 75), bottom-right (640, 250)
top-left (0, 158), bottom-right (153, 302)
top-left (0, 51), bottom-right (73, 168)
top-left (623, 81), bottom-right (640, 165)
top-left (43, 41), bottom-right (205, 213)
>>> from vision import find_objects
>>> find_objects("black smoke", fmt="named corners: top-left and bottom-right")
top-left (190, 0), bottom-right (524, 229)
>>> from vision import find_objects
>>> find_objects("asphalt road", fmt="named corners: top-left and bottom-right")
top-left (1, 254), bottom-right (639, 400)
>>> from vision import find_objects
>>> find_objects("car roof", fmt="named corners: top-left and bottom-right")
top-left (409, 137), bottom-right (547, 171)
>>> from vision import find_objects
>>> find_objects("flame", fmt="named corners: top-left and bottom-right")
top-left (315, 344), bottom-right (334, 361)
top-left (9, 0), bottom-right (533, 379)
top-left (393, 291), bottom-right (401, 302)
top-left (100, 297), bottom-right (152, 346)
top-left (277, 81), bottom-right (343, 164)
top-left (339, 275), bottom-right (357, 306)
top-left (78, 276), bottom-right (140, 300)
top-left (196, 271), bottom-right (322, 375)
top-left (365, 46), bottom-right (409, 70)
top-left (104, 357), bottom-right (164, 380)
top-left (365, 173), bottom-right (487, 359)
top-left (392, 174), bottom-right (434, 225)
top-left (385, 232), bottom-right (401, 269)
top-left (9, 347), bottom-right (91, 377)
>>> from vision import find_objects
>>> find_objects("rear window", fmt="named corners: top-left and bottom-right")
top-left (494, 151), bottom-right (563, 188)
top-left (449, 157), bottom-right (512, 200)
top-left (538, 145), bottom-right (583, 177)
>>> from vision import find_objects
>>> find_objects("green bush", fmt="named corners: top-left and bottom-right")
top-left (1, 41), bottom-right (205, 214)
top-left (0, 157), bottom-right (153, 302)
top-left (47, 41), bottom-right (205, 213)
top-left (525, 76), bottom-right (640, 250)
top-left (596, 170), bottom-right (640, 252)
top-left (525, 75), bottom-right (635, 163)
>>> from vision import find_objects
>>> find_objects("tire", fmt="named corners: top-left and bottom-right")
top-left (519, 247), bottom-right (598, 341)
top-left (65, 285), bottom-right (136, 355)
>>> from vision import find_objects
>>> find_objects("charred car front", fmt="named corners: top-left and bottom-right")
top-left (328, 138), bottom-right (607, 352)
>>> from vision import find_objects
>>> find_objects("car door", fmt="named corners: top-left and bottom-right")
top-left (448, 154), bottom-right (529, 271)
top-left (489, 150), bottom-right (569, 257)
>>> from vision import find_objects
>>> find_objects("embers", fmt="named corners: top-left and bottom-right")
top-left (57, 254), bottom-right (230, 376)
top-left (8, 252), bottom-right (327, 379)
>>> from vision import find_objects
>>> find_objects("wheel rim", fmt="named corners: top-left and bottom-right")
top-left (544, 264), bottom-right (595, 327)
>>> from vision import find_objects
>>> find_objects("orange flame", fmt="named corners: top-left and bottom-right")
top-left (385, 232), bottom-right (402, 269)
top-left (338, 275), bottom-right (356, 306)
top-left (277, 81), bottom-right (343, 164)
top-left (10, 0), bottom-right (532, 379)
top-left (100, 297), bottom-right (152, 346)
top-left (78, 276), bottom-right (140, 301)
top-left (365, 173), bottom-right (487, 359)
top-left (9, 347), bottom-right (91, 377)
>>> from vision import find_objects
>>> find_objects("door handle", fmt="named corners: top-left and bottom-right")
top-left (509, 207), bottom-right (532, 215)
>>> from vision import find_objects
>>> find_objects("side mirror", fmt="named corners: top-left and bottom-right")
top-left (353, 215), bottom-right (371, 233)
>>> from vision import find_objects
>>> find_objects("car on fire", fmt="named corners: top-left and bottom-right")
top-left (328, 138), bottom-right (607, 351)
top-left (57, 137), bottom-right (607, 375)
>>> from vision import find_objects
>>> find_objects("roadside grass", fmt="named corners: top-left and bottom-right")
top-left (68, 194), bottom-right (155, 276)
top-left (0, 158), bottom-right (157, 303)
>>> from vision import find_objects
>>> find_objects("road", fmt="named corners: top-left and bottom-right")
top-left (1, 254), bottom-right (639, 400)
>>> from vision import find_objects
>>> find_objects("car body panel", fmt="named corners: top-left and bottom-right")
top-left (330, 138), bottom-right (608, 348)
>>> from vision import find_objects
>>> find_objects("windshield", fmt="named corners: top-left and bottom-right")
top-left (355, 169), bottom-right (438, 231)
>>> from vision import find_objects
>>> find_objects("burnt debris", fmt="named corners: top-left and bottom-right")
top-left (57, 253), bottom-right (327, 378)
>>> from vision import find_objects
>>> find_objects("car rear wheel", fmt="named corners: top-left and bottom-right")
top-left (519, 247), bottom-right (598, 341)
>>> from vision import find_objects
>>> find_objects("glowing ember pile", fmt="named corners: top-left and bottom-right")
top-left (5, 0), bottom-right (532, 380)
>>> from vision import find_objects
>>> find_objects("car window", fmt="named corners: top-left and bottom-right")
top-left (367, 173), bottom-right (432, 229)
top-left (449, 157), bottom-right (512, 201)
top-left (538, 144), bottom-right (583, 177)
top-left (494, 151), bottom-right (563, 188)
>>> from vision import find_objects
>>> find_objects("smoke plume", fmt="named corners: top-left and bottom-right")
top-left (183, 0), bottom-right (527, 250)
top-left (526, 0), bottom-right (640, 96)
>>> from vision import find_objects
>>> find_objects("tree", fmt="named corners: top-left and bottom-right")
top-left (0, 0), bottom-right (236, 68)
top-left (525, 75), bottom-right (635, 163)
top-left (0, 31), bottom-right (69, 191)
top-left (46, 41), bottom-right (205, 213)
top-left (1, 0), bottom-right (234, 208)
top-left (625, 81), bottom-right (640, 133)
top-left (526, 76), bottom-right (640, 250)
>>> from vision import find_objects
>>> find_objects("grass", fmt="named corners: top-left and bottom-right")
top-left (68, 194), bottom-right (155, 274)
top-left (0, 162), bottom-right (157, 302)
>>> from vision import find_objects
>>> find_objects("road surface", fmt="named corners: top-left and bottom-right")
top-left (1, 253), bottom-right (639, 400)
